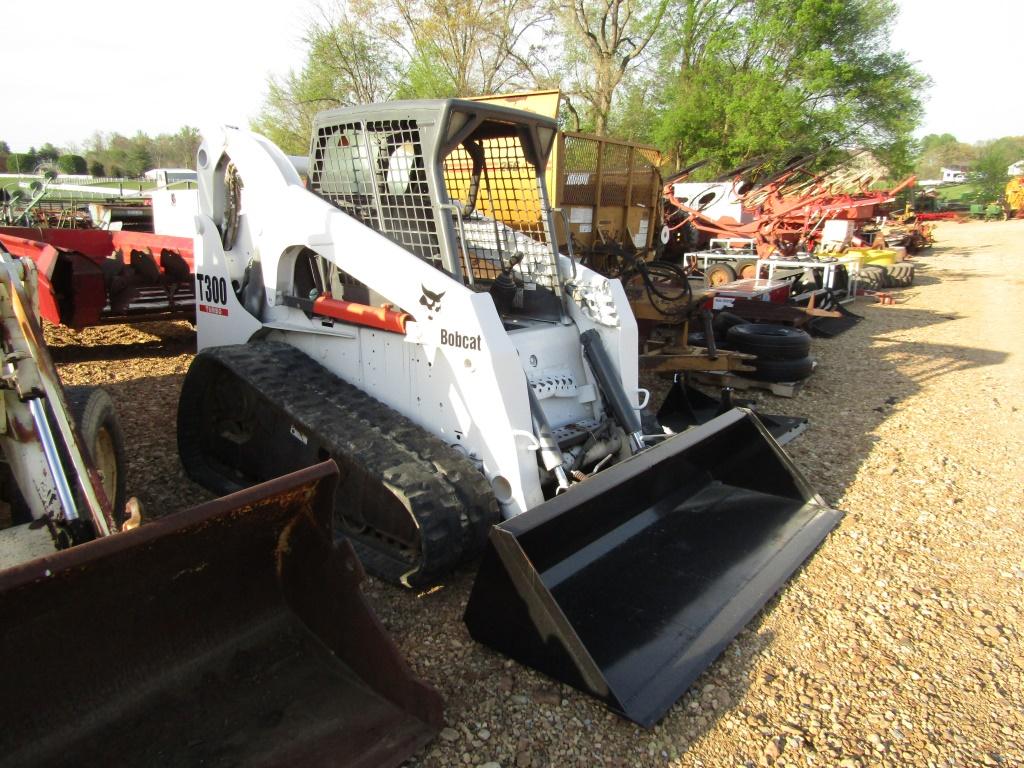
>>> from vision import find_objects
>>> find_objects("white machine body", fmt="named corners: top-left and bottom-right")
top-left (191, 116), bottom-right (640, 518)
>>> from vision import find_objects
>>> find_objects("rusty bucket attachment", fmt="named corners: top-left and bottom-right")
top-left (658, 377), bottom-right (808, 445)
top-left (464, 408), bottom-right (842, 727)
top-left (0, 462), bottom-right (442, 768)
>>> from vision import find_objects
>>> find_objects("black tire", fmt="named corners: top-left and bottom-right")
top-left (858, 265), bottom-right (886, 291)
top-left (704, 262), bottom-right (737, 286)
top-left (712, 311), bottom-right (747, 340)
top-left (886, 264), bottom-right (903, 287)
top-left (888, 263), bottom-right (915, 287)
top-left (64, 386), bottom-right (129, 532)
top-left (687, 331), bottom-right (709, 347)
top-left (748, 356), bottom-right (815, 382)
top-left (726, 323), bottom-right (812, 360)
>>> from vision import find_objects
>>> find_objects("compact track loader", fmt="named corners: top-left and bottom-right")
top-left (178, 100), bottom-right (844, 725)
top-left (0, 243), bottom-right (442, 767)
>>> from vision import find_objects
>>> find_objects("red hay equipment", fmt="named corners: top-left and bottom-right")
top-left (662, 161), bottom-right (916, 258)
top-left (0, 227), bottom-right (195, 328)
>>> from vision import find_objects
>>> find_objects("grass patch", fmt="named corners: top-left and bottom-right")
top-left (932, 182), bottom-right (978, 201)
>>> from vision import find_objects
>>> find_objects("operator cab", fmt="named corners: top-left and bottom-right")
top-left (308, 100), bottom-right (567, 324)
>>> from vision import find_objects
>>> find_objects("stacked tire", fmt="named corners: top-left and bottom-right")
top-left (726, 323), bottom-right (815, 382)
top-left (887, 262), bottom-right (915, 287)
top-left (858, 263), bottom-right (915, 290)
top-left (858, 264), bottom-right (887, 290)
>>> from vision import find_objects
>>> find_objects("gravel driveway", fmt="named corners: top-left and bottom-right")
top-left (47, 218), bottom-right (1024, 767)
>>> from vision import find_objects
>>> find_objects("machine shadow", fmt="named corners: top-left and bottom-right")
top-left (778, 303), bottom-right (1008, 504)
top-left (366, 552), bottom-right (772, 767)
top-left (572, 299), bottom-right (1009, 762)
top-left (44, 322), bottom-right (196, 364)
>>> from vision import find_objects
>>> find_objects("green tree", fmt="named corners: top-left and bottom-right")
top-left (919, 133), bottom-right (957, 154)
top-left (651, 0), bottom-right (926, 177)
top-left (126, 143), bottom-right (153, 177)
top-left (89, 160), bottom-right (105, 177)
top-left (38, 142), bottom-right (61, 162)
top-left (165, 126), bottom-right (201, 168)
top-left (252, 15), bottom-right (395, 154)
top-left (0, 140), bottom-right (10, 154)
top-left (57, 154), bottom-right (88, 174)
top-left (914, 133), bottom-right (975, 179)
top-left (557, 0), bottom-right (671, 134)
top-left (874, 134), bottom-right (919, 180)
top-left (357, 0), bottom-right (548, 96)
top-left (253, 0), bottom-right (549, 150)
top-left (6, 153), bottom-right (38, 173)
top-left (972, 140), bottom-right (1015, 203)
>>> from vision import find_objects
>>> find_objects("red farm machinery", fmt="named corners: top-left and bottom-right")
top-left (0, 227), bottom-right (195, 328)
top-left (660, 158), bottom-right (919, 263)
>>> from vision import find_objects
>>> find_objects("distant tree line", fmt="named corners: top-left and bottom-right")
top-left (0, 127), bottom-right (200, 178)
top-left (253, 0), bottom-right (928, 178)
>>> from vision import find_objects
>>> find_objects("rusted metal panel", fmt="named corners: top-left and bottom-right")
top-left (637, 346), bottom-right (755, 374)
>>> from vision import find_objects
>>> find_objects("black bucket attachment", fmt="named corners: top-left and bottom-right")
top-left (658, 377), bottom-right (808, 445)
top-left (464, 408), bottom-right (842, 727)
top-left (0, 461), bottom-right (442, 768)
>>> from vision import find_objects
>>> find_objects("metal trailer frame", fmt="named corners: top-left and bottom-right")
top-left (685, 247), bottom-right (859, 305)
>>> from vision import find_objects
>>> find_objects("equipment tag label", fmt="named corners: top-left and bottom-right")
top-left (199, 304), bottom-right (229, 316)
top-left (441, 329), bottom-right (482, 351)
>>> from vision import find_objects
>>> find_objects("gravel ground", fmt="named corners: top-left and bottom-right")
top-left (46, 219), bottom-right (1024, 767)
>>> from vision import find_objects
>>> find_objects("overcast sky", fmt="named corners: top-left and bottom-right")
top-left (3, 0), bottom-right (1021, 152)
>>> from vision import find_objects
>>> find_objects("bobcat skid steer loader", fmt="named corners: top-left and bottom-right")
top-left (0, 245), bottom-right (442, 768)
top-left (178, 100), bottom-right (844, 726)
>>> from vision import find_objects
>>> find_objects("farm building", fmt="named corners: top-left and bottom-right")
top-left (941, 166), bottom-right (969, 183)
top-left (143, 167), bottom-right (197, 186)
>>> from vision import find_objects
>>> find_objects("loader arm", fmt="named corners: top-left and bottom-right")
top-left (0, 246), bottom-right (116, 540)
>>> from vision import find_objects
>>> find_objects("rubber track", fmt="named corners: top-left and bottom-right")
top-left (178, 341), bottom-right (499, 586)
top-left (313, 363), bottom-right (499, 558)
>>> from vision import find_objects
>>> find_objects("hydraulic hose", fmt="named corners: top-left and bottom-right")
top-left (580, 329), bottom-right (644, 453)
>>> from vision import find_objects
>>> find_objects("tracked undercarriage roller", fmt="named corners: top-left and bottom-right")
top-left (177, 341), bottom-right (500, 587)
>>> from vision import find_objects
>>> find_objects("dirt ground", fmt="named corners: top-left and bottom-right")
top-left (47, 219), bottom-right (1024, 767)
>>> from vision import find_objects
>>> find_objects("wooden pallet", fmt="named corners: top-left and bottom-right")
top-left (692, 370), bottom-right (806, 398)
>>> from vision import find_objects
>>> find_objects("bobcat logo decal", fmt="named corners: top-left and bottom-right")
top-left (419, 285), bottom-right (445, 317)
